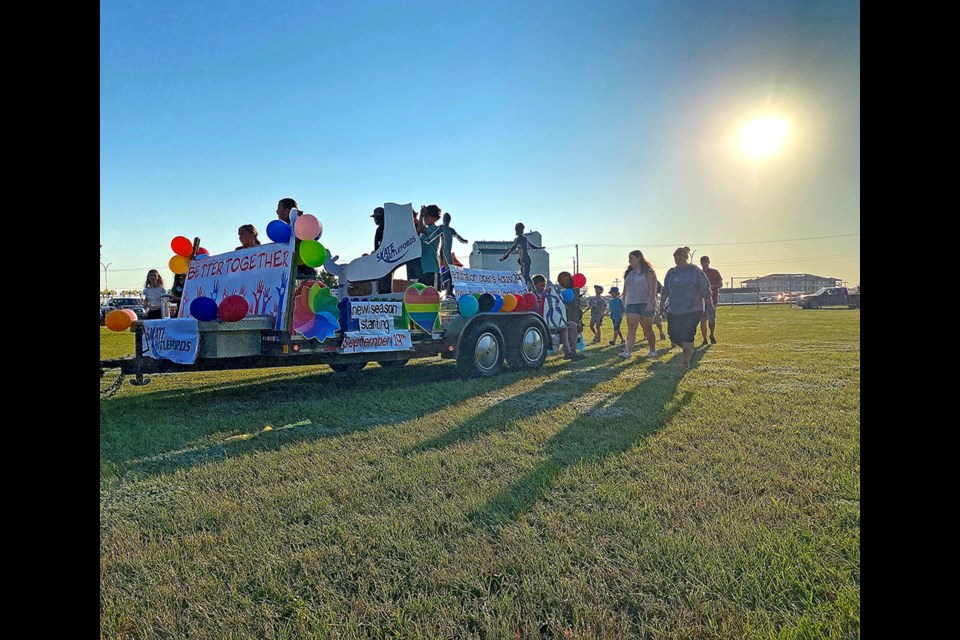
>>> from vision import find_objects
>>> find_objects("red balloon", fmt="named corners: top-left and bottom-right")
top-left (218, 295), bottom-right (250, 322)
top-left (523, 292), bottom-right (538, 311)
top-left (513, 294), bottom-right (526, 311)
top-left (171, 236), bottom-right (193, 257)
top-left (572, 273), bottom-right (587, 288)
top-left (197, 247), bottom-right (210, 255)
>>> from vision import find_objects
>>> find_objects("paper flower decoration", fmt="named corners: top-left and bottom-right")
top-left (292, 280), bottom-right (340, 340)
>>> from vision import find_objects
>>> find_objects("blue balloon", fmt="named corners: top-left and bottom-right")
top-left (561, 288), bottom-right (575, 303)
top-left (458, 294), bottom-right (479, 318)
top-left (266, 219), bottom-right (292, 244)
top-left (194, 253), bottom-right (210, 260)
top-left (491, 293), bottom-right (504, 313)
top-left (190, 296), bottom-right (218, 322)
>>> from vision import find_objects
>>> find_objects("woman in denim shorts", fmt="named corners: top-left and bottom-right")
top-left (619, 250), bottom-right (659, 359)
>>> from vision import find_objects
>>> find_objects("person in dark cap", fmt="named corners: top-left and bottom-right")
top-left (371, 207), bottom-right (393, 293)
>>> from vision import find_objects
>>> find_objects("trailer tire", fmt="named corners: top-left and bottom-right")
top-left (505, 319), bottom-right (547, 371)
top-left (329, 362), bottom-right (367, 374)
top-left (457, 321), bottom-right (504, 377)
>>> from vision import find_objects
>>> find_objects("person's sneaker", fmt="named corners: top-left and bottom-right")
top-left (701, 339), bottom-right (708, 347)
top-left (648, 349), bottom-right (657, 357)
top-left (710, 336), bottom-right (717, 344)
top-left (608, 340), bottom-right (616, 346)
top-left (618, 351), bottom-right (631, 359)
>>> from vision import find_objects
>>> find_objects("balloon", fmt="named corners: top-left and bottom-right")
top-left (572, 273), bottom-right (587, 288)
top-left (266, 219), bottom-right (292, 243)
top-left (294, 214), bottom-right (321, 241)
top-left (218, 295), bottom-right (249, 322)
top-left (561, 288), bottom-right (575, 303)
top-left (501, 294), bottom-right (517, 312)
top-left (513, 294), bottom-right (527, 311)
top-left (523, 292), bottom-right (538, 311)
top-left (105, 310), bottom-right (132, 331)
top-left (169, 255), bottom-right (190, 275)
top-left (195, 253), bottom-right (210, 260)
top-left (491, 293), bottom-right (504, 313)
top-left (299, 240), bottom-right (327, 267)
top-left (473, 293), bottom-right (482, 300)
top-left (557, 271), bottom-right (574, 289)
top-left (197, 247), bottom-right (210, 256)
top-left (171, 236), bottom-right (193, 257)
top-left (121, 309), bottom-right (138, 324)
top-left (477, 293), bottom-right (495, 313)
top-left (458, 294), bottom-right (479, 317)
top-left (190, 296), bottom-right (218, 322)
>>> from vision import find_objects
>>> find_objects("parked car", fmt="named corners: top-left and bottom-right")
top-left (101, 296), bottom-right (147, 323)
top-left (797, 287), bottom-right (860, 309)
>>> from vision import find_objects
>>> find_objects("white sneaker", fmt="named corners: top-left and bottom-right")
top-left (648, 349), bottom-right (657, 357)
top-left (618, 351), bottom-right (631, 359)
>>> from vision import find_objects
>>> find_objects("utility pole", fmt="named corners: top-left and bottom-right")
top-left (574, 244), bottom-right (579, 274)
top-left (612, 277), bottom-right (620, 289)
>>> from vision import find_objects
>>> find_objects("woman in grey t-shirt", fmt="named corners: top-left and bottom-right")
top-left (661, 246), bottom-right (714, 367)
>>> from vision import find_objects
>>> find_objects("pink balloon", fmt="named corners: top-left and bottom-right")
top-left (218, 295), bottom-right (249, 322)
top-left (294, 214), bottom-right (321, 241)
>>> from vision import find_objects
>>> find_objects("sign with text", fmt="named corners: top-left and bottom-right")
top-left (340, 299), bottom-right (412, 353)
top-left (449, 266), bottom-right (527, 295)
top-left (179, 245), bottom-right (292, 330)
top-left (141, 318), bottom-right (200, 364)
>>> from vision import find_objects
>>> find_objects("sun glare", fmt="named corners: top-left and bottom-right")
top-left (740, 117), bottom-right (788, 158)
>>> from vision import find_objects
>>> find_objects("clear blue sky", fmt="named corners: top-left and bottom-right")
top-left (101, 0), bottom-right (860, 291)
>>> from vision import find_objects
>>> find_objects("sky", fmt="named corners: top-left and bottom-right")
top-left (100, 0), bottom-right (860, 292)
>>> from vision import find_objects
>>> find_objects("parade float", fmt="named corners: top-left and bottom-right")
top-left (100, 203), bottom-right (591, 387)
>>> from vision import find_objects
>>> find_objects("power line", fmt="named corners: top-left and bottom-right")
top-left (548, 232), bottom-right (859, 250)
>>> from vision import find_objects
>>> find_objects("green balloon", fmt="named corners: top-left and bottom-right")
top-left (299, 240), bottom-right (327, 267)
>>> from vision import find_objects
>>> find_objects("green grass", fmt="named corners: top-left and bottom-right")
top-left (100, 306), bottom-right (860, 639)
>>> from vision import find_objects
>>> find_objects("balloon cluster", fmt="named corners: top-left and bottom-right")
top-left (104, 309), bottom-right (138, 332)
top-left (557, 271), bottom-right (587, 304)
top-left (265, 213), bottom-right (327, 268)
top-left (167, 236), bottom-right (209, 275)
top-left (188, 294), bottom-right (249, 323)
top-left (457, 291), bottom-right (539, 318)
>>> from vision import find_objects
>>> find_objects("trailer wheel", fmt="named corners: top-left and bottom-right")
top-left (329, 362), bottom-right (367, 374)
top-left (505, 319), bottom-right (547, 371)
top-left (457, 321), bottom-right (504, 377)
top-left (379, 359), bottom-right (409, 369)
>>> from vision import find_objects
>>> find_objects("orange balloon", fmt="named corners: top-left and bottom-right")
top-left (121, 309), bottom-right (139, 323)
top-left (105, 309), bottom-right (132, 331)
top-left (169, 255), bottom-right (190, 275)
top-left (171, 236), bottom-right (193, 257)
top-left (501, 294), bottom-right (517, 312)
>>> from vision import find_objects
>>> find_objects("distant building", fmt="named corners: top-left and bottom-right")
top-left (469, 232), bottom-right (550, 276)
top-left (741, 273), bottom-right (842, 295)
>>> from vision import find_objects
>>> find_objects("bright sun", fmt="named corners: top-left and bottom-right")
top-left (739, 117), bottom-right (788, 158)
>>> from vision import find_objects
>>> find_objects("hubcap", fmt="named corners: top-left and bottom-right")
top-left (475, 332), bottom-right (500, 371)
top-left (521, 327), bottom-right (544, 362)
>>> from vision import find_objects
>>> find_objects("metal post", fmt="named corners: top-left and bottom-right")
top-left (101, 261), bottom-right (111, 292)
top-left (575, 244), bottom-right (579, 274)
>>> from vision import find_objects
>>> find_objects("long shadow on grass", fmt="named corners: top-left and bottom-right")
top-left (407, 357), bottom-right (635, 455)
top-left (100, 360), bottom-right (550, 479)
top-left (469, 350), bottom-right (700, 528)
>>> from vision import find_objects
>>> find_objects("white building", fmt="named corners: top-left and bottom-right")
top-left (469, 232), bottom-right (550, 277)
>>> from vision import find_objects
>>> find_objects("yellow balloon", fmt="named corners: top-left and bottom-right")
top-left (169, 255), bottom-right (190, 275)
top-left (501, 294), bottom-right (517, 312)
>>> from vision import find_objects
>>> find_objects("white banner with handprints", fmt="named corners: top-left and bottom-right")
top-left (449, 266), bottom-right (526, 295)
top-left (141, 318), bottom-right (200, 364)
top-left (179, 245), bottom-right (293, 330)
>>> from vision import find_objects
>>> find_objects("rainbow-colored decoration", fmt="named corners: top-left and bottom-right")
top-left (404, 286), bottom-right (441, 333)
top-left (292, 280), bottom-right (340, 340)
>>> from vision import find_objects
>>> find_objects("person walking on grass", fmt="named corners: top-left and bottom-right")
top-left (699, 255), bottom-right (723, 345)
top-left (607, 286), bottom-right (625, 345)
top-left (619, 250), bottom-right (659, 359)
top-left (588, 285), bottom-right (607, 344)
top-left (662, 246), bottom-right (714, 367)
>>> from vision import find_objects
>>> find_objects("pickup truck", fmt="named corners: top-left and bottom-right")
top-left (797, 287), bottom-right (860, 309)
top-left (101, 296), bottom-right (147, 323)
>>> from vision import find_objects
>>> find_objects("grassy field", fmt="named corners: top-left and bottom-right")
top-left (100, 306), bottom-right (860, 639)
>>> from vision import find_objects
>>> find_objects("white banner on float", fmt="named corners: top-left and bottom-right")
top-left (450, 266), bottom-right (527, 294)
top-left (349, 301), bottom-right (403, 317)
top-left (141, 318), bottom-right (200, 364)
top-left (340, 304), bottom-right (413, 353)
top-left (180, 245), bottom-right (293, 330)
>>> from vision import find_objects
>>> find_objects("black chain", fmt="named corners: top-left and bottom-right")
top-left (100, 370), bottom-right (125, 398)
